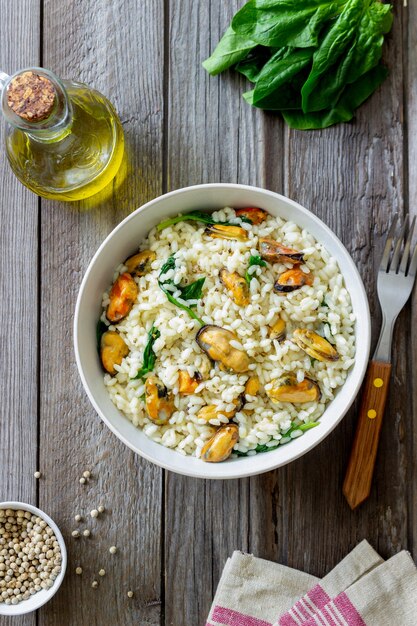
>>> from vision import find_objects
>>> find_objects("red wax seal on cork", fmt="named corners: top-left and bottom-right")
top-left (7, 71), bottom-right (56, 122)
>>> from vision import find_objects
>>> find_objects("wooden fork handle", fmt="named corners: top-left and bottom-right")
top-left (343, 360), bottom-right (391, 510)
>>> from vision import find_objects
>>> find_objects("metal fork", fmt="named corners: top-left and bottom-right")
top-left (343, 215), bottom-right (417, 510)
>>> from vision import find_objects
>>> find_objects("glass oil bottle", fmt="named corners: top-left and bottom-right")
top-left (0, 67), bottom-right (124, 201)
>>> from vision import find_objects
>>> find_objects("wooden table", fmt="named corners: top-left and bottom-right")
top-left (1, 1), bottom-right (415, 624)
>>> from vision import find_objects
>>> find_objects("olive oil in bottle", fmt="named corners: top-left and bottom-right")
top-left (0, 68), bottom-right (124, 201)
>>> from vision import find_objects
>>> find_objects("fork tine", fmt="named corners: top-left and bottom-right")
top-left (408, 242), bottom-right (417, 278)
top-left (380, 214), bottom-right (398, 272)
top-left (390, 215), bottom-right (408, 273)
top-left (399, 215), bottom-right (416, 274)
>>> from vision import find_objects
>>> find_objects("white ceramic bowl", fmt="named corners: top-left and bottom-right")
top-left (74, 183), bottom-right (370, 479)
top-left (0, 502), bottom-right (67, 616)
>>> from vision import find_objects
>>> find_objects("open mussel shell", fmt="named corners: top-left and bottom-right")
top-left (293, 329), bottom-right (340, 362)
top-left (267, 374), bottom-right (321, 404)
top-left (274, 268), bottom-right (313, 294)
top-left (200, 424), bottom-right (239, 463)
top-left (259, 238), bottom-right (304, 264)
top-left (196, 325), bottom-right (250, 373)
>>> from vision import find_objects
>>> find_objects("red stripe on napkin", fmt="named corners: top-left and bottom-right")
top-left (212, 605), bottom-right (272, 626)
top-left (333, 593), bottom-right (366, 626)
top-left (279, 585), bottom-right (331, 625)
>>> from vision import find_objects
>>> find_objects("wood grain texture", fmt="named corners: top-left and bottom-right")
top-left (0, 1), bottom-right (40, 625)
top-left (37, 1), bottom-right (164, 625)
top-left (275, 1), bottom-right (408, 574)
top-left (0, 1), bottom-right (415, 625)
top-left (343, 361), bottom-right (392, 510)
top-left (164, 1), bottom-right (283, 623)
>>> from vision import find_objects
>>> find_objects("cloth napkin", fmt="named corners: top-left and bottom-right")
top-left (206, 541), bottom-right (417, 626)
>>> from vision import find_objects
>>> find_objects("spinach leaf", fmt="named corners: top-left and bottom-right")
top-left (158, 256), bottom-right (205, 325)
top-left (234, 421), bottom-right (319, 456)
top-left (232, 0), bottom-right (345, 49)
top-left (132, 325), bottom-right (160, 380)
top-left (345, 1), bottom-right (393, 84)
top-left (235, 46), bottom-right (274, 82)
top-left (301, 41), bottom-right (356, 112)
top-left (156, 210), bottom-right (249, 232)
top-left (96, 319), bottom-right (109, 351)
top-left (283, 63), bottom-right (387, 130)
top-left (252, 47), bottom-right (314, 105)
top-left (301, 0), bottom-right (364, 113)
top-left (180, 277), bottom-right (206, 302)
top-left (245, 255), bottom-right (267, 284)
top-left (202, 26), bottom-right (257, 76)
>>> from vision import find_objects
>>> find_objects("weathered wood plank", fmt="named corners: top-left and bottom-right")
top-left (0, 2), bottom-right (40, 625)
top-left (164, 2), bottom-right (284, 624)
top-left (265, 1), bottom-right (406, 575)
top-left (38, 1), bottom-right (164, 624)
top-left (406, 0), bottom-right (417, 560)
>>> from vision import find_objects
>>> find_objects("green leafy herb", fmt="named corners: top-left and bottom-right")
top-left (245, 255), bottom-right (267, 283)
top-left (158, 256), bottom-right (205, 325)
top-left (132, 325), bottom-right (160, 380)
top-left (203, 0), bottom-right (393, 130)
top-left (157, 210), bottom-right (250, 232)
top-left (96, 319), bottom-right (108, 351)
top-left (202, 26), bottom-right (258, 76)
top-left (234, 421), bottom-right (319, 456)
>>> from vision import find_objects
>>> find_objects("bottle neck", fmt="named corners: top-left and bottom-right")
top-left (1, 67), bottom-right (72, 142)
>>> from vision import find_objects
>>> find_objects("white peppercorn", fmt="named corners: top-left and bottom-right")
top-left (91, 580), bottom-right (98, 589)
top-left (71, 530), bottom-right (80, 539)
top-left (98, 506), bottom-right (105, 514)
top-left (98, 569), bottom-right (105, 577)
top-left (109, 546), bottom-right (117, 554)
top-left (33, 472), bottom-right (41, 479)
top-left (0, 509), bottom-right (61, 606)
top-left (127, 590), bottom-right (134, 598)
top-left (82, 529), bottom-right (90, 538)
top-left (90, 510), bottom-right (98, 519)
top-left (75, 567), bottom-right (82, 575)
top-left (83, 471), bottom-right (91, 479)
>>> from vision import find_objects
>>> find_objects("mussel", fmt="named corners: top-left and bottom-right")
top-left (204, 224), bottom-right (248, 241)
top-left (235, 207), bottom-right (268, 225)
top-left (269, 318), bottom-right (286, 342)
top-left (200, 424), bottom-right (239, 463)
top-left (259, 238), bottom-right (304, 264)
top-left (144, 375), bottom-right (175, 425)
top-left (197, 396), bottom-right (244, 422)
top-left (106, 272), bottom-right (138, 322)
top-left (292, 329), bottom-right (340, 362)
top-left (219, 269), bottom-right (250, 306)
top-left (124, 249), bottom-right (156, 276)
top-left (267, 374), bottom-right (321, 404)
top-left (196, 325), bottom-right (250, 373)
top-left (245, 376), bottom-right (260, 397)
top-left (274, 268), bottom-right (313, 294)
top-left (178, 370), bottom-right (202, 395)
top-left (100, 331), bottom-right (129, 375)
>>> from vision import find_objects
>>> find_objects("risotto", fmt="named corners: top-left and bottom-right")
top-left (98, 206), bottom-right (355, 462)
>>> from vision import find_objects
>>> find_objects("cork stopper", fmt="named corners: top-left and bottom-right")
top-left (7, 71), bottom-right (56, 122)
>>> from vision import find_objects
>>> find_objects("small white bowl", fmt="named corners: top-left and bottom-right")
top-left (0, 502), bottom-right (67, 616)
top-left (74, 183), bottom-right (371, 479)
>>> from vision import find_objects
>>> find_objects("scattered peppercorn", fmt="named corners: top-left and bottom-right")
top-left (127, 590), bottom-right (134, 598)
top-left (83, 529), bottom-right (90, 538)
top-left (33, 471), bottom-right (41, 479)
top-left (98, 506), bottom-right (105, 514)
top-left (91, 580), bottom-right (98, 589)
top-left (90, 510), bottom-right (98, 519)
top-left (98, 569), bottom-right (105, 577)
top-left (79, 477), bottom-right (86, 485)
top-left (75, 567), bottom-right (83, 575)
top-left (109, 546), bottom-right (117, 554)
top-left (71, 530), bottom-right (80, 538)
top-left (74, 515), bottom-right (82, 523)
top-left (83, 471), bottom-right (91, 479)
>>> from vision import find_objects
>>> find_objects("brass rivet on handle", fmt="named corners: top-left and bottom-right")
top-left (367, 409), bottom-right (377, 419)
top-left (373, 378), bottom-right (384, 388)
